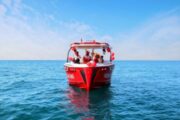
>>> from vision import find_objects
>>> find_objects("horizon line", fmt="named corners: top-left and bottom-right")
top-left (0, 59), bottom-right (180, 61)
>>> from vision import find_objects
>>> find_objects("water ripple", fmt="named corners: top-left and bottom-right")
top-left (0, 61), bottom-right (180, 120)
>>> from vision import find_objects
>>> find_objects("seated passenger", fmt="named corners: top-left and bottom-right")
top-left (99, 55), bottom-right (104, 63)
top-left (74, 58), bottom-right (80, 64)
top-left (93, 53), bottom-right (100, 63)
top-left (73, 51), bottom-right (81, 64)
top-left (83, 50), bottom-right (92, 63)
top-left (103, 48), bottom-right (106, 55)
top-left (91, 50), bottom-right (95, 58)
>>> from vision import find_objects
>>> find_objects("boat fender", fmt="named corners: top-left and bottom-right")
top-left (110, 52), bottom-right (115, 61)
top-left (68, 57), bottom-right (74, 61)
top-left (107, 47), bottom-right (111, 52)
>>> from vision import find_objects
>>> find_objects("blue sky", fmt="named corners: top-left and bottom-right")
top-left (0, 0), bottom-right (180, 60)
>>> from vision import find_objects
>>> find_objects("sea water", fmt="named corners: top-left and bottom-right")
top-left (0, 61), bottom-right (180, 120)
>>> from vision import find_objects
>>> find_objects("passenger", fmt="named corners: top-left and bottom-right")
top-left (93, 53), bottom-right (100, 63)
top-left (83, 50), bottom-right (92, 63)
top-left (91, 50), bottom-right (95, 58)
top-left (73, 51), bottom-right (81, 64)
top-left (99, 55), bottom-right (104, 63)
top-left (103, 48), bottom-right (106, 55)
top-left (87, 52), bottom-right (99, 67)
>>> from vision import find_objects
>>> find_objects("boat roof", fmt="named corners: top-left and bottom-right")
top-left (70, 40), bottom-right (110, 49)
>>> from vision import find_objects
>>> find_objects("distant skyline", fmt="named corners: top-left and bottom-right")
top-left (0, 0), bottom-right (180, 60)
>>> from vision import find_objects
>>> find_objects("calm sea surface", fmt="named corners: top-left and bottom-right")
top-left (0, 61), bottom-right (180, 120)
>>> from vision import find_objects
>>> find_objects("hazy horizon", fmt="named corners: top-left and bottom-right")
top-left (0, 59), bottom-right (180, 61)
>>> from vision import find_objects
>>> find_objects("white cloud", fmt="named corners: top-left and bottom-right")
top-left (0, 4), bottom-right (6, 15)
top-left (2, 0), bottom-right (22, 15)
top-left (0, 0), bottom-right (179, 60)
top-left (113, 9), bottom-right (180, 60)
top-left (0, 0), bottom-right (108, 60)
top-left (0, 18), bottom-right (98, 59)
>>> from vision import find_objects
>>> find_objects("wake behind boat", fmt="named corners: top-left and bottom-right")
top-left (64, 40), bottom-right (115, 91)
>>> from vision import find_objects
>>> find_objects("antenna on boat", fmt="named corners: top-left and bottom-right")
top-left (81, 38), bottom-right (83, 43)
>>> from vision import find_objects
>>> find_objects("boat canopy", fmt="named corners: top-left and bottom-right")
top-left (66, 40), bottom-right (115, 62)
top-left (70, 41), bottom-right (110, 49)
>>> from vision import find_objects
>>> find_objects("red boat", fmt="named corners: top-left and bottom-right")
top-left (64, 40), bottom-right (115, 91)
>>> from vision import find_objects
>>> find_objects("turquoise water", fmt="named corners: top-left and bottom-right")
top-left (0, 61), bottom-right (180, 120)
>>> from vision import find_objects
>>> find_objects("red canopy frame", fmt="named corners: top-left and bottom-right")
top-left (66, 40), bottom-right (112, 62)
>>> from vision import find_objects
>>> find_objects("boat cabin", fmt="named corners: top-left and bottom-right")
top-left (66, 40), bottom-right (115, 66)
